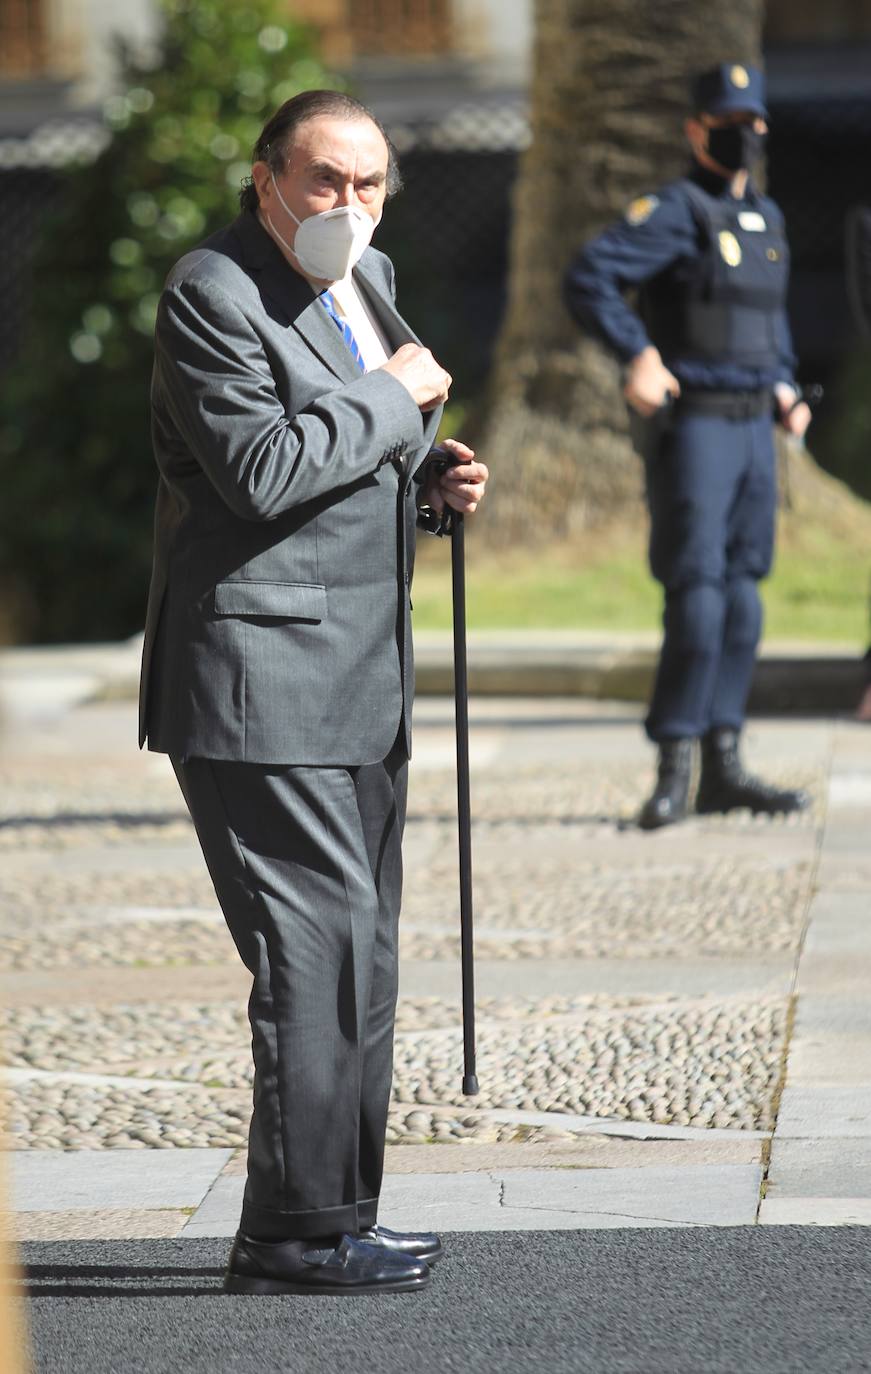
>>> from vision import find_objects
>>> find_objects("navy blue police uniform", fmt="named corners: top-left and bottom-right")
top-left (564, 63), bottom-right (808, 826)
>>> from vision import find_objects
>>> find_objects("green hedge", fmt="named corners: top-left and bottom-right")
top-left (0, 0), bottom-right (334, 643)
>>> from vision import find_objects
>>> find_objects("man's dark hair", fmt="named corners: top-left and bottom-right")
top-left (239, 89), bottom-right (402, 213)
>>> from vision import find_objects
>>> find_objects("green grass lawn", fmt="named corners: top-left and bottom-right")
top-left (410, 523), bottom-right (870, 646)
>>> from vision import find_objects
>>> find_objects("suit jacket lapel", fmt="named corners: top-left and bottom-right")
top-left (352, 256), bottom-right (419, 352)
top-left (231, 213), bottom-right (362, 385)
top-left (353, 256), bottom-right (442, 481)
top-left (231, 216), bottom-right (440, 470)
top-left (291, 294), bottom-right (364, 384)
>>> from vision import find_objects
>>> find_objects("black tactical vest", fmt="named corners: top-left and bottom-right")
top-left (640, 179), bottom-right (789, 370)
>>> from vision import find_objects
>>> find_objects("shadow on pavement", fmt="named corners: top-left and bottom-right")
top-left (23, 1261), bottom-right (224, 1300)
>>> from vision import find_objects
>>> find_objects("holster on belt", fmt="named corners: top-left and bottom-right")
top-left (627, 399), bottom-right (675, 462)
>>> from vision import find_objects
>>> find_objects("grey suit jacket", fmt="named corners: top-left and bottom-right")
top-left (139, 211), bottom-right (443, 765)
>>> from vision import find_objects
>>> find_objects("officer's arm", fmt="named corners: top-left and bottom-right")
top-left (769, 211), bottom-right (812, 435)
top-left (563, 194), bottom-right (696, 363)
top-left (774, 310), bottom-right (798, 389)
top-left (765, 202), bottom-right (804, 420)
top-left (762, 201), bottom-right (799, 391)
top-left (773, 311), bottom-right (812, 437)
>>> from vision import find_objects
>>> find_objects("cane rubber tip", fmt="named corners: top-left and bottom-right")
top-left (462, 1075), bottom-right (480, 1096)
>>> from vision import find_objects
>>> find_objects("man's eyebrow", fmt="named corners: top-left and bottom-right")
top-left (307, 158), bottom-right (386, 183)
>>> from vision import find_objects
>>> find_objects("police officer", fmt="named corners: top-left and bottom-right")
top-left (564, 62), bottom-right (811, 829)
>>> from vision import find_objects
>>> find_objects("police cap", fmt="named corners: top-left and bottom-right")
top-left (691, 63), bottom-right (768, 119)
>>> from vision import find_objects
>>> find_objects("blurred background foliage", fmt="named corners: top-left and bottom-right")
top-left (820, 343), bottom-right (871, 504)
top-left (1, 0), bottom-right (869, 647)
top-left (0, 0), bottom-right (336, 643)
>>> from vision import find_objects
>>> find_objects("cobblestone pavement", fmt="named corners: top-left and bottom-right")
top-left (0, 696), bottom-right (827, 1157)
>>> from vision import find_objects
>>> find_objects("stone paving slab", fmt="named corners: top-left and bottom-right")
top-left (792, 1000), bottom-right (871, 1036)
top-left (9, 1209), bottom-right (188, 1241)
top-left (198, 1138), bottom-right (765, 1178)
top-left (775, 1078), bottom-right (871, 1143)
top-left (816, 855), bottom-right (871, 890)
top-left (759, 1198), bottom-right (871, 1226)
top-left (810, 818), bottom-right (871, 856)
top-left (828, 775), bottom-right (871, 806)
top-left (180, 1173), bottom-right (244, 1238)
top-left (10, 1149), bottom-right (232, 1212)
top-left (801, 891), bottom-right (871, 949)
top-left (478, 1110), bottom-right (768, 1141)
top-left (381, 1138), bottom-right (764, 1172)
top-left (400, 956), bottom-right (795, 1002)
top-left (499, 1163), bottom-right (763, 1228)
top-left (761, 728), bottom-right (871, 1222)
top-left (794, 958), bottom-right (871, 1003)
top-left (13, 1136), bottom-right (764, 1244)
top-left (180, 1163), bottom-right (763, 1235)
top-left (766, 1139), bottom-right (871, 1198)
top-left (0, 964), bottom-right (249, 1009)
top-left (376, 1163), bottom-right (763, 1231)
top-left (788, 1034), bottom-right (871, 1085)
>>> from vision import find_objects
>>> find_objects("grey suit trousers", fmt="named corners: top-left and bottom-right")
top-left (171, 734), bottom-right (408, 1240)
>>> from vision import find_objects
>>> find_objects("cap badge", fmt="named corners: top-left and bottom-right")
top-left (730, 65), bottom-right (750, 89)
top-left (625, 195), bottom-right (659, 226)
top-left (718, 230), bottom-right (742, 266)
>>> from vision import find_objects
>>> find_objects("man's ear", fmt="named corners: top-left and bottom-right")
top-left (251, 161), bottom-right (271, 210)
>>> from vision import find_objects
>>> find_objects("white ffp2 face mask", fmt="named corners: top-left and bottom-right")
top-left (266, 173), bottom-right (376, 281)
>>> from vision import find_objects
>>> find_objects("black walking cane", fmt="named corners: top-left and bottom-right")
top-left (451, 507), bottom-right (479, 1096)
top-left (433, 450), bottom-right (479, 1095)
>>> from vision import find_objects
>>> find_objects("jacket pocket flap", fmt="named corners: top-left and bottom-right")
top-left (214, 581), bottom-right (327, 620)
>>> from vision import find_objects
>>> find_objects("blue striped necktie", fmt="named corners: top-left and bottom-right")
top-left (318, 290), bottom-right (366, 372)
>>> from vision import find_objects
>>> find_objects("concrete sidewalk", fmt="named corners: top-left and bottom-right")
top-left (1, 628), bottom-right (866, 715)
top-left (2, 654), bottom-right (871, 1242)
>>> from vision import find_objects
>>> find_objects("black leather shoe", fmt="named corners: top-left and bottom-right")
top-left (639, 739), bottom-right (693, 830)
top-left (696, 728), bottom-right (810, 816)
top-left (223, 1232), bottom-right (430, 1296)
top-left (358, 1224), bottom-right (443, 1265)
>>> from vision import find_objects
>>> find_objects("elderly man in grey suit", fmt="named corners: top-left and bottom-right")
top-left (139, 88), bottom-right (488, 1296)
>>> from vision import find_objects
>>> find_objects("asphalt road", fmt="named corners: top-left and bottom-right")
top-left (20, 1229), bottom-right (871, 1373)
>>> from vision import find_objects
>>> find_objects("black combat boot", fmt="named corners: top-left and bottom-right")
top-left (639, 739), bottom-right (693, 830)
top-left (695, 728), bottom-right (809, 816)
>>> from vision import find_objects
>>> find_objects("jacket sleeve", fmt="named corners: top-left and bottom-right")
top-left (563, 192), bottom-right (698, 363)
top-left (774, 310), bottom-right (798, 387)
top-left (775, 214), bottom-right (798, 386)
top-left (152, 273), bottom-right (425, 522)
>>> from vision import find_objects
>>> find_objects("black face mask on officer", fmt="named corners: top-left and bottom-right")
top-left (706, 122), bottom-right (767, 173)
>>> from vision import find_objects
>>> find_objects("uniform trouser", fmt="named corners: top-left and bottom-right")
top-left (643, 408), bottom-right (776, 744)
top-left (170, 733), bottom-right (408, 1240)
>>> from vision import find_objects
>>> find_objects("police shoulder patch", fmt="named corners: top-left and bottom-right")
top-left (625, 195), bottom-right (660, 227)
